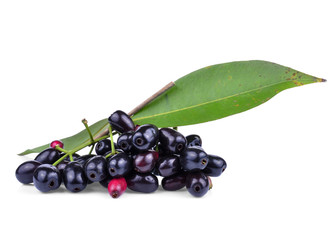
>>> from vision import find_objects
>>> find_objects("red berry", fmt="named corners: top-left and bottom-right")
top-left (108, 177), bottom-right (127, 198)
top-left (134, 125), bottom-right (141, 131)
top-left (50, 140), bottom-right (64, 149)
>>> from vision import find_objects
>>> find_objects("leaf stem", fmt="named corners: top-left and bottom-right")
top-left (95, 81), bottom-right (175, 139)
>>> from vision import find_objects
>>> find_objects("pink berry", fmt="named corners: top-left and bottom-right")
top-left (50, 140), bottom-right (64, 149)
top-left (108, 177), bottom-right (127, 198)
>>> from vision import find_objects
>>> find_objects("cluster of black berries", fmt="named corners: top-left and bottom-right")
top-left (15, 110), bottom-right (227, 198)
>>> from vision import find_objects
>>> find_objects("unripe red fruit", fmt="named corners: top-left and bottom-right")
top-left (108, 177), bottom-right (127, 198)
top-left (50, 140), bottom-right (64, 149)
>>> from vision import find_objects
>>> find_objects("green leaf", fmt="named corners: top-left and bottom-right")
top-left (131, 60), bottom-right (325, 127)
top-left (19, 60), bottom-right (324, 156)
top-left (18, 118), bottom-right (108, 156)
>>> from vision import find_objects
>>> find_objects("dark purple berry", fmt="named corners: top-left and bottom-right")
top-left (99, 175), bottom-right (113, 188)
top-left (63, 162), bottom-right (88, 192)
top-left (179, 147), bottom-right (208, 171)
top-left (84, 156), bottom-right (108, 182)
top-left (74, 154), bottom-right (96, 166)
top-left (15, 160), bottom-right (41, 184)
top-left (162, 172), bottom-right (187, 191)
top-left (107, 152), bottom-right (132, 177)
top-left (56, 160), bottom-right (69, 175)
top-left (131, 124), bottom-right (159, 152)
top-left (33, 164), bottom-right (62, 192)
top-left (35, 148), bottom-right (60, 164)
top-left (159, 128), bottom-right (186, 154)
top-left (117, 132), bottom-right (134, 153)
top-left (108, 110), bottom-right (135, 133)
top-left (95, 139), bottom-right (112, 156)
top-left (186, 171), bottom-right (209, 197)
top-left (126, 172), bottom-right (158, 193)
top-left (156, 155), bottom-right (181, 177)
top-left (203, 155), bottom-right (227, 177)
top-left (133, 151), bottom-right (158, 173)
top-left (186, 134), bottom-right (202, 147)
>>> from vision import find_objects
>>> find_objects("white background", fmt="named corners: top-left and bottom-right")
top-left (0, 1), bottom-right (334, 239)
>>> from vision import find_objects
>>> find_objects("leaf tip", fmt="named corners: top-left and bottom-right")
top-left (316, 78), bottom-right (327, 83)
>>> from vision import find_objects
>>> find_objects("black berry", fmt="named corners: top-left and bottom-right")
top-left (203, 154), bottom-right (227, 177)
top-left (133, 151), bottom-right (159, 173)
top-left (15, 160), bottom-right (41, 184)
top-left (186, 134), bottom-right (202, 147)
top-left (95, 139), bottom-right (112, 156)
top-left (35, 148), bottom-right (60, 164)
top-left (159, 128), bottom-right (186, 154)
top-left (63, 162), bottom-right (88, 193)
top-left (107, 152), bottom-right (132, 177)
top-left (156, 155), bottom-right (181, 177)
top-left (99, 175), bottom-right (113, 188)
top-left (33, 164), bottom-right (62, 192)
top-left (84, 156), bottom-right (108, 182)
top-left (186, 171), bottom-right (209, 197)
top-left (131, 124), bottom-right (159, 152)
top-left (108, 110), bottom-right (135, 133)
top-left (179, 147), bottom-right (208, 171)
top-left (74, 154), bottom-right (96, 166)
top-left (162, 172), bottom-right (187, 191)
top-left (117, 132), bottom-right (134, 153)
top-left (126, 172), bottom-right (158, 193)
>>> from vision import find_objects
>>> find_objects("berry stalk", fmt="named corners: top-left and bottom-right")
top-left (52, 135), bottom-right (109, 166)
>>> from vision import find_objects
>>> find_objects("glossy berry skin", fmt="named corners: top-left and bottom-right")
top-left (95, 139), bottom-right (112, 156)
top-left (74, 154), bottom-right (95, 166)
top-left (162, 172), bottom-right (187, 191)
top-left (186, 134), bottom-right (202, 147)
top-left (99, 175), bottom-right (113, 188)
top-left (56, 159), bottom-right (69, 175)
top-left (35, 148), bottom-right (60, 164)
top-left (131, 124), bottom-right (159, 152)
top-left (156, 155), bottom-right (181, 177)
top-left (126, 172), bottom-right (158, 193)
top-left (33, 164), bottom-right (62, 192)
top-left (15, 161), bottom-right (41, 184)
top-left (108, 178), bottom-right (127, 198)
top-left (107, 152), bottom-right (132, 177)
top-left (63, 162), bottom-right (88, 192)
top-left (84, 156), bottom-right (108, 182)
top-left (203, 154), bottom-right (227, 177)
top-left (50, 140), bottom-right (64, 149)
top-left (159, 128), bottom-right (186, 154)
top-left (117, 132), bottom-right (134, 153)
top-left (179, 147), bottom-right (208, 171)
top-left (108, 110), bottom-right (135, 133)
top-left (186, 171), bottom-right (209, 197)
top-left (133, 151), bottom-right (159, 173)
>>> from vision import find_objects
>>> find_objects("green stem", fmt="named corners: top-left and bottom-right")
top-left (109, 125), bottom-right (115, 155)
top-left (69, 154), bottom-right (74, 162)
top-left (82, 119), bottom-right (94, 144)
top-left (173, 126), bottom-right (178, 131)
top-left (55, 146), bottom-right (68, 153)
top-left (52, 135), bottom-right (109, 166)
top-left (89, 144), bottom-right (95, 154)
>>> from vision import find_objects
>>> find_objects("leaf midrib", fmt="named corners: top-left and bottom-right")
top-left (132, 79), bottom-right (298, 121)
